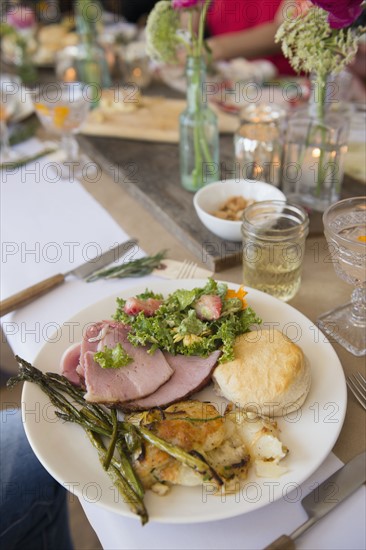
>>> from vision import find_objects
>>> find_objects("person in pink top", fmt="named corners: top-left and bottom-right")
top-left (205, 0), bottom-right (294, 74)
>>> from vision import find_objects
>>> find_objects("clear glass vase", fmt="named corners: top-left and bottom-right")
top-left (179, 57), bottom-right (220, 192)
top-left (282, 75), bottom-right (352, 212)
top-left (74, 0), bottom-right (111, 107)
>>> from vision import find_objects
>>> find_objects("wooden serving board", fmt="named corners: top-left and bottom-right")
top-left (81, 96), bottom-right (238, 143)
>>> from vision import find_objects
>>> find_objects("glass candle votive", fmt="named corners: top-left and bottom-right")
top-left (122, 42), bottom-right (152, 89)
top-left (234, 103), bottom-right (286, 187)
top-left (242, 201), bottom-right (309, 301)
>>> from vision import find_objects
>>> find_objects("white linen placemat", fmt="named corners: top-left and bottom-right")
top-left (1, 139), bottom-right (365, 550)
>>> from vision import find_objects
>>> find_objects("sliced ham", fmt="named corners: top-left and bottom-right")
top-left (60, 342), bottom-right (82, 386)
top-left (62, 322), bottom-right (122, 384)
top-left (76, 321), bottom-right (130, 380)
top-left (122, 349), bottom-right (221, 411)
top-left (59, 319), bottom-right (221, 409)
top-left (83, 325), bottom-right (174, 405)
top-left (76, 322), bottom-right (104, 380)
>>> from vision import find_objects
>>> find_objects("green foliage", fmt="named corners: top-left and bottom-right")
top-left (275, 6), bottom-right (364, 79)
top-left (86, 251), bottom-right (167, 282)
top-left (146, 0), bottom-right (212, 62)
top-left (145, 1), bottom-right (182, 63)
top-left (114, 279), bottom-right (261, 362)
top-left (94, 343), bottom-right (133, 369)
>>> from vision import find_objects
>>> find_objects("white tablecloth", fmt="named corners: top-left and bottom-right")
top-left (1, 141), bottom-right (365, 550)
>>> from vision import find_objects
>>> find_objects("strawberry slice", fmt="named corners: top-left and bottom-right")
top-left (194, 295), bottom-right (222, 321)
top-left (124, 297), bottom-right (163, 317)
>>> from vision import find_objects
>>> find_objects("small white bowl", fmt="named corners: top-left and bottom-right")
top-left (193, 179), bottom-right (286, 242)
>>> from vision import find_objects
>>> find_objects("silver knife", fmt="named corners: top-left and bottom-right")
top-left (264, 451), bottom-right (366, 549)
top-left (0, 239), bottom-right (138, 317)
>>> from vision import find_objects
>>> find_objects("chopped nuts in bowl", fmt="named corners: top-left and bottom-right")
top-left (212, 195), bottom-right (256, 221)
top-left (193, 179), bottom-right (286, 241)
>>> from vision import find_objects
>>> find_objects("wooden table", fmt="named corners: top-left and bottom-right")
top-left (78, 129), bottom-right (365, 271)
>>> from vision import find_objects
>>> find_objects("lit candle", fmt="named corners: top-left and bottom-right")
top-left (64, 67), bottom-right (77, 82)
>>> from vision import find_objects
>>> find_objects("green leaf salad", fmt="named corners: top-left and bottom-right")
top-left (114, 279), bottom-right (261, 363)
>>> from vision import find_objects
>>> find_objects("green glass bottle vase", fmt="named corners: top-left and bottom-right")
top-left (179, 56), bottom-right (220, 192)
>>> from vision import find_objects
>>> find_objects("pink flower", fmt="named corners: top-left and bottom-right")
top-left (6, 6), bottom-right (36, 30)
top-left (172, 0), bottom-right (205, 9)
top-left (311, 0), bottom-right (363, 28)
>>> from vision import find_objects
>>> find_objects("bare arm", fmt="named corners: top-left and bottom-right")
top-left (206, 20), bottom-right (281, 61)
top-left (205, 0), bottom-right (293, 61)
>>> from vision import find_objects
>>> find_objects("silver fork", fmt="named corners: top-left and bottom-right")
top-left (346, 372), bottom-right (366, 410)
top-left (152, 258), bottom-right (213, 279)
top-left (177, 260), bottom-right (198, 279)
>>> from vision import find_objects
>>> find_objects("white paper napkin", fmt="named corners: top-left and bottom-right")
top-left (1, 139), bottom-right (365, 550)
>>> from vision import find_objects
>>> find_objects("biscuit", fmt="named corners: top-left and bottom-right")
top-left (213, 329), bottom-right (311, 416)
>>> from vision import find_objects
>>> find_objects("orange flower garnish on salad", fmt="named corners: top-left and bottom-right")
top-left (226, 286), bottom-right (248, 309)
top-left (357, 235), bottom-right (366, 243)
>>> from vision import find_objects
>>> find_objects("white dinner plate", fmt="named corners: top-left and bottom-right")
top-left (0, 75), bottom-right (34, 123)
top-left (10, 87), bottom-right (34, 123)
top-left (22, 280), bottom-right (347, 524)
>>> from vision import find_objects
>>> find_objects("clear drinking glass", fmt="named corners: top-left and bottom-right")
top-left (242, 201), bottom-right (309, 301)
top-left (31, 82), bottom-right (92, 178)
top-left (317, 197), bottom-right (366, 356)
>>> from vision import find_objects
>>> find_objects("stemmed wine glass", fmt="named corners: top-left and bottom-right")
top-left (31, 82), bottom-right (92, 178)
top-left (0, 76), bottom-right (20, 163)
top-left (317, 197), bottom-right (366, 356)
